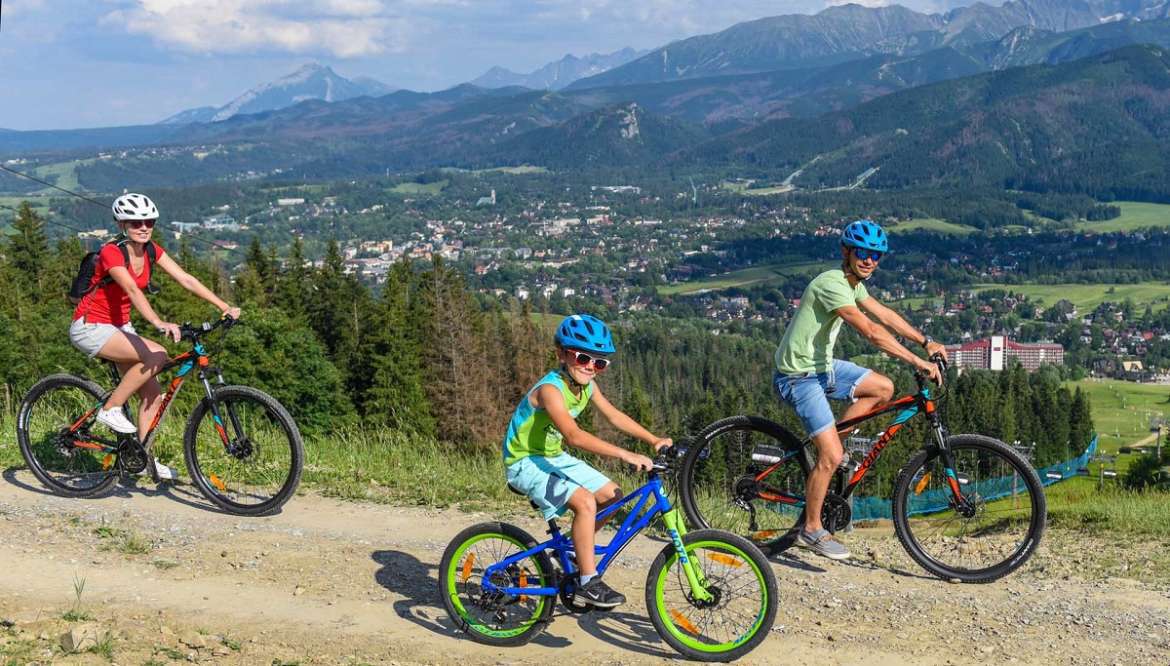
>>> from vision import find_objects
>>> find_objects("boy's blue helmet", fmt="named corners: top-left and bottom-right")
top-left (555, 314), bottom-right (615, 354)
top-left (842, 219), bottom-right (888, 253)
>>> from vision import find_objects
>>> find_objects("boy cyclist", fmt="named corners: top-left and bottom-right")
top-left (504, 314), bottom-right (672, 608)
top-left (774, 220), bottom-right (945, 560)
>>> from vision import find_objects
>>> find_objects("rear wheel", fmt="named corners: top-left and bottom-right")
top-left (16, 374), bottom-right (119, 497)
top-left (183, 385), bottom-right (303, 516)
top-left (893, 435), bottom-right (1046, 583)
top-left (645, 530), bottom-right (777, 662)
top-left (678, 416), bottom-right (811, 555)
top-left (438, 522), bottom-right (555, 647)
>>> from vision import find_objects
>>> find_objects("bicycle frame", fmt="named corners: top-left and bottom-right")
top-left (752, 379), bottom-right (965, 506)
top-left (67, 337), bottom-right (231, 456)
top-left (481, 472), bottom-right (713, 602)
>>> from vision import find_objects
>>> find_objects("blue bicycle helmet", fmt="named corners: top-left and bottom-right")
top-left (841, 219), bottom-right (888, 253)
top-left (555, 314), bottom-right (615, 354)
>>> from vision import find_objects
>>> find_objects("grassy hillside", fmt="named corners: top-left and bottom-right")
top-left (973, 282), bottom-right (1170, 312)
top-left (1074, 201), bottom-right (1170, 232)
top-left (1071, 379), bottom-right (1169, 455)
top-left (888, 218), bottom-right (979, 235)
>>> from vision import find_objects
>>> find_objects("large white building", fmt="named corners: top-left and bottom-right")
top-left (945, 336), bottom-right (1064, 372)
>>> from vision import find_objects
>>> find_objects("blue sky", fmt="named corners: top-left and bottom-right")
top-left (1, 0), bottom-right (981, 130)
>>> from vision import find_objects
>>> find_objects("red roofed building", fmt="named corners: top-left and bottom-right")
top-left (945, 336), bottom-right (1064, 372)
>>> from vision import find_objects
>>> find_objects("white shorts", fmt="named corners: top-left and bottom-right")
top-left (69, 318), bottom-right (137, 359)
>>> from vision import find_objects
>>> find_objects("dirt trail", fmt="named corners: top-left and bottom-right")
top-left (0, 471), bottom-right (1167, 665)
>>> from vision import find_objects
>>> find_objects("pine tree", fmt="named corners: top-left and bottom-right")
top-left (365, 262), bottom-right (435, 436)
top-left (6, 202), bottom-right (49, 298)
top-left (275, 237), bottom-right (310, 322)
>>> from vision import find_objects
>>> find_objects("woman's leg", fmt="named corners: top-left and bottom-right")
top-left (97, 332), bottom-right (168, 419)
top-left (116, 359), bottom-right (163, 440)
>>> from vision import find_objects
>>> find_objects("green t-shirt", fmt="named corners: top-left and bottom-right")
top-left (775, 269), bottom-right (869, 375)
top-left (502, 370), bottom-right (593, 466)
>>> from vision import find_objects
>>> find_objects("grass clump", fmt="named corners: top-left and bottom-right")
top-left (94, 520), bottom-right (153, 555)
top-left (62, 574), bottom-right (93, 622)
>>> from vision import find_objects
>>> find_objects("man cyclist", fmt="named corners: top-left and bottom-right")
top-left (773, 220), bottom-right (945, 560)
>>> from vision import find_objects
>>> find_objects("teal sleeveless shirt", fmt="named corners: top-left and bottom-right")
top-left (502, 370), bottom-right (593, 466)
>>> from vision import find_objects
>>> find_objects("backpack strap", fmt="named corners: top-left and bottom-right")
top-left (99, 238), bottom-right (159, 294)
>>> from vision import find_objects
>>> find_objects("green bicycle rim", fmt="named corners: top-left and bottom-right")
top-left (653, 540), bottom-right (769, 653)
top-left (445, 532), bottom-right (548, 639)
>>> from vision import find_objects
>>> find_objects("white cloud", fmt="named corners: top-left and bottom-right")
top-left (102, 0), bottom-right (413, 58)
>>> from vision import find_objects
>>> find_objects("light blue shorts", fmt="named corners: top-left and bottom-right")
top-left (505, 453), bottom-right (611, 520)
top-left (773, 359), bottom-right (872, 438)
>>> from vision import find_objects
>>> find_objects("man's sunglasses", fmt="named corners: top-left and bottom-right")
top-left (853, 248), bottom-right (883, 263)
top-left (570, 351), bottom-right (610, 371)
top-left (126, 219), bottom-right (156, 230)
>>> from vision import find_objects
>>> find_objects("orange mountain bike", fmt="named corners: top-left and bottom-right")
top-left (676, 356), bottom-right (1045, 583)
top-left (16, 316), bottom-right (303, 516)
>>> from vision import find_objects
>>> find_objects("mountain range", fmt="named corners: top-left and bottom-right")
top-left (567, 0), bottom-right (1160, 89)
top-left (5, 1), bottom-right (1170, 200)
top-left (158, 64), bottom-right (394, 125)
top-left (470, 48), bottom-right (648, 90)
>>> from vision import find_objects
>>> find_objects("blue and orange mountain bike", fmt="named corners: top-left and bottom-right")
top-left (438, 448), bottom-right (778, 662)
top-left (677, 356), bottom-right (1046, 583)
top-left (16, 316), bottom-right (303, 516)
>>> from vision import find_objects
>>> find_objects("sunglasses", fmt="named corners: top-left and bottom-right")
top-left (853, 248), bottom-right (883, 263)
top-left (126, 219), bottom-right (156, 230)
top-left (570, 351), bottom-right (610, 371)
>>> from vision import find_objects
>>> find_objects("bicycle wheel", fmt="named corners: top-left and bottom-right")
top-left (646, 529), bottom-right (777, 662)
top-left (16, 374), bottom-right (119, 497)
top-left (679, 416), bottom-right (811, 555)
top-left (183, 385), bottom-right (303, 516)
top-left (893, 434), bottom-right (1046, 583)
top-left (438, 522), bottom-right (555, 647)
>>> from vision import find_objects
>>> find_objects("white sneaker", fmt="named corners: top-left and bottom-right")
top-left (96, 407), bottom-right (137, 434)
top-left (152, 460), bottom-right (179, 481)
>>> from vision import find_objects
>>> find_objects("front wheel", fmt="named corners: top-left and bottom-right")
top-left (183, 385), bottom-right (303, 516)
top-left (438, 522), bottom-right (555, 647)
top-left (893, 434), bottom-right (1046, 583)
top-left (645, 530), bottom-right (777, 662)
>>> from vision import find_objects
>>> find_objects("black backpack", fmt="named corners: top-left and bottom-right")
top-left (69, 239), bottom-right (159, 305)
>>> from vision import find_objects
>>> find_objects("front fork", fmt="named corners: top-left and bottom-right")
top-left (929, 415), bottom-right (971, 511)
top-left (200, 370), bottom-right (234, 447)
top-left (662, 509), bottom-right (714, 603)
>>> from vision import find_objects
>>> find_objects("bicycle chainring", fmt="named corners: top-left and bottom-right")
top-left (822, 493), bottom-right (852, 533)
top-left (116, 440), bottom-right (149, 475)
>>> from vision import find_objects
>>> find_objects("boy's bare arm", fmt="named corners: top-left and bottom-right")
top-left (536, 385), bottom-right (653, 470)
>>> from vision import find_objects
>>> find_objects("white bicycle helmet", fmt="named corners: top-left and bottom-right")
top-left (112, 193), bottom-right (159, 221)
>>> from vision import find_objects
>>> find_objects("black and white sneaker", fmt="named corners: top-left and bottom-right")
top-left (576, 578), bottom-right (625, 608)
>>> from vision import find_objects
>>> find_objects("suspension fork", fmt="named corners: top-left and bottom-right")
top-left (199, 370), bottom-right (235, 446)
top-left (662, 509), bottom-right (714, 603)
top-left (928, 411), bottom-right (968, 506)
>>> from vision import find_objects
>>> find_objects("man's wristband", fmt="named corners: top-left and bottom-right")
top-left (921, 334), bottom-right (934, 348)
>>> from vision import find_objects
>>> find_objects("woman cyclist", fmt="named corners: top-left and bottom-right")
top-left (69, 193), bottom-right (241, 478)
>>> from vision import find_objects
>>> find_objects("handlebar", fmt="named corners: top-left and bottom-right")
top-left (914, 353), bottom-right (948, 388)
top-left (180, 315), bottom-right (237, 343)
top-left (627, 445), bottom-right (679, 475)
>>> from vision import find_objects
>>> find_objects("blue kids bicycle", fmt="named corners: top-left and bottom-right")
top-left (438, 448), bottom-right (777, 662)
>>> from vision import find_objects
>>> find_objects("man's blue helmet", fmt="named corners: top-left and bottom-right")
top-left (555, 314), bottom-right (615, 354)
top-left (841, 219), bottom-right (888, 253)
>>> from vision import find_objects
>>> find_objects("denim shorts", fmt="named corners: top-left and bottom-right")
top-left (69, 318), bottom-right (137, 359)
top-left (773, 359), bottom-right (872, 438)
top-left (505, 452), bottom-right (611, 520)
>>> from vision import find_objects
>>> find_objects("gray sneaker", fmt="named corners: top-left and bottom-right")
top-left (797, 528), bottom-right (851, 560)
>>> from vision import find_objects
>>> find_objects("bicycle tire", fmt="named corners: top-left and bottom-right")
top-left (892, 434), bottom-right (1046, 583)
top-left (679, 415), bottom-right (810, 555)
top-left (645, 529), bottom-right (778, 662)
top-left (438, 522), bottom-right (555, 647)
top-left (16, 374), bottom-right (119, 498)
top-left (183, 385), bottom-right (303, 516)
